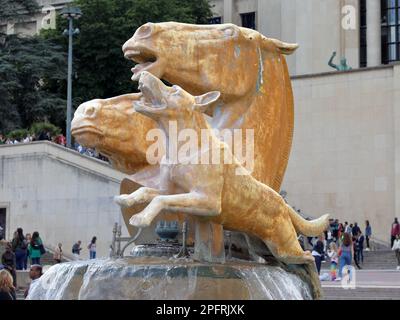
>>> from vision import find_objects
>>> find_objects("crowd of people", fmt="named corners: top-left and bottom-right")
top-left (0, 227), bottom-right (98, 300)
top-left (0, 218), bottom-right (399, 299)
top-left (0, 132), bottom-right (108, 162)
top-left (305, 217), bottom-right (400, 281)
top-left (0, 131), bottom-right (65, 146)
top-left (0, 228), bottom-right (45, 287)
top-left (302, 219), bottom-right (370, 281)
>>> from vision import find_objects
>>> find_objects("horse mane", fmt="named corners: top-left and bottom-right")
top-left (240, 36), bottom-right (296, 191)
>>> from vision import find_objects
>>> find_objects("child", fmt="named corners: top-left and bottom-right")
top-left (327, 242), bottom-right (339, 280)
top-left (392, 234), bottom-right (400, 271)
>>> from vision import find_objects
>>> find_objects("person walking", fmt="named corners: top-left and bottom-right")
top-left (311, 235), bottom-right (325, 275)
top-left (337, 223), bottom-right (344, 244)
top-left (365, 220), bottom-right (372, 251)
top-left (25, 233), bottom-right (32, 268)
top-left (356, 231), bottom-right (365, 264)
top-left (72, 241), bottom-right (82, 259)
top-left (1, 243), bottom-right (16, 287)
top-left (327, 242), bottom-right (339, 281)
top-left (344, 222), bottom-right (352, 234)
top-left (352, 234), bottom-right (362, 270)
top-left (88, 237), bottom-right (97, 259)
top-left (336, 233), bottom-right (353, 281)
top-left (11, 228), bottom-right (28, 270)
top-left (392, 234), bottom-right (400, 271)
top-left (352, 222), bottom-right (361, 237)
top-left (28, 232), bottom-right (44, 265)
top-left (332, 219), bottom-right (339, 243)
top-left (53, 243), bottom-right (63, 264)
top-left (0, 269), bottom-right (16, 300)
top-left (391, 218), bottom-right (400, 248)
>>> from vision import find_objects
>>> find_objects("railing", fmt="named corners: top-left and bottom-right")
top-left (109, 223), bottom-right (142, 258)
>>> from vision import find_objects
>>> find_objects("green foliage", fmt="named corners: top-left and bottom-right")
top-left (29, 122), bottom-right (61, 137)
top-left (6, 128), bottom-right (29, 140)
top-left (0, 34), bottom-right (67, 133)
top-left (1, 0), bottom-right (213, 134)
top-left (0, 0), bottom-right (39, 21)
top-left (45, 0), bottom-right (213, 105)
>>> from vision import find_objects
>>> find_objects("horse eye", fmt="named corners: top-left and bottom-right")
top-left (224, 28), bottom-right (235, 37)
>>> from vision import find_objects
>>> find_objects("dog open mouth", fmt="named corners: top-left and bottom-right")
top-left (133, 72), bottom-right (167, 113)
top-left (124, 47), bottom-right (159, 81)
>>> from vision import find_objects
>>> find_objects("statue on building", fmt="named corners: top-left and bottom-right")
top-left (328, 51), bottom-right (352, 71)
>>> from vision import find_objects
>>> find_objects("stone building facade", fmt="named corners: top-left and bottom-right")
top-left (1, 0), bottom-right (398, 245)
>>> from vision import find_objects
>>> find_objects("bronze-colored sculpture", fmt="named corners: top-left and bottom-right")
top-left (115, 71), bottom-right (329, 265)
top-left (72, 22), bottom-right (301, 241)
top-left (71, 93), bottom-right (157, 176)
top-left (47, 22), bottom-right (328, 300)
top-left (122, 22), bottom-right (297, 191)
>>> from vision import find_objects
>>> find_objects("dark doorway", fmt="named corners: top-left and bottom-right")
top-left (0, 208), bottom-right (6, 240)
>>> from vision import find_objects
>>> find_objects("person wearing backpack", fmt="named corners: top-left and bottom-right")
top-left (28, 232), bottom-right (45, 265)
top-left (88, 237), bottom-right (97, 259)
top-left (11, 228), bottom-right (28, 270)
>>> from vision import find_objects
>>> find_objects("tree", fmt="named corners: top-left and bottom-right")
top-left (0, 34), bottom-right (67, 133)
top-left (44, 0), bottom-right (213, 105)
top-left (0, 0), bottom-right (39, 22)
top-left (0, 0), bottom-right (213, 134)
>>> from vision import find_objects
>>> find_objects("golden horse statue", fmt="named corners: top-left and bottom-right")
top-left (72, 22), bottom-right (298, 237)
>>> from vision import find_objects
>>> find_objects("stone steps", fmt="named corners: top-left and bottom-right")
top-left (321, 250), bottom-right (398, 270)
top-left (323, 287), bottom-right (400, 300)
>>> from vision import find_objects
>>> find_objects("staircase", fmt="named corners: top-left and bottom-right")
top-left (322, 250), bottom-right (398, 270)
top-left (361, 250), bottom-right (398, 270)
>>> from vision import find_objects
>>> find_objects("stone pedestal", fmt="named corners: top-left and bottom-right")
top-left (193, 219), bottom-right (225, 264)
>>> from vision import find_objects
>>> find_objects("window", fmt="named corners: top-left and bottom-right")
top-left (240, 12), bottom-right (256, 30)
top-left (209, 17), bottom-right (222, 24)
top-left (381, 0), bottom-right (400, 63)
top-left (360, 0), bottom-right (367, 67)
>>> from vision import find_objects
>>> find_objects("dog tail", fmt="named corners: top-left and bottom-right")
top-left (289, 208), bottom-right (329, 237)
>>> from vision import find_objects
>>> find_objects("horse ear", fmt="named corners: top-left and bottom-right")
top-left (262, 36), bottom-right (299, 55)
top-left (193, 91), bottom-right (221, 113)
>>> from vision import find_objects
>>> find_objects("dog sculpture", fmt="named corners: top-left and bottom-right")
top-left (115, 72), bottom-right (329, 265)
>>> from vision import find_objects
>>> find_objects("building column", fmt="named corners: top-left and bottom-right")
top-left (223, 0), bottom-right (233, 23)
top-left (367, 0), bottom-right (381, 67)
top-left (393, 64), bottom-right (400, 242)
top-left (257, 0), bottom-right (282, 39)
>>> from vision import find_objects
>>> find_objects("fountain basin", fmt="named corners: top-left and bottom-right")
top-left (26, 256), bottom-right (316, 300)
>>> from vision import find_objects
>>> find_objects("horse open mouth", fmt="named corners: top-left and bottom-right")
top-left (71, 125), bottom-right (103, 137)
top-left (124, 47), bottom-right (159, 81)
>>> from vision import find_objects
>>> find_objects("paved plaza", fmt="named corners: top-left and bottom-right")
top-left (322, 270), bottom-right (400, 300)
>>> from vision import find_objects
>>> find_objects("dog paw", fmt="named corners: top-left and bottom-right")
top-left (113, 194), bottom-right (132, 207)
top-left (129, 213), bottom-right (151, 228)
